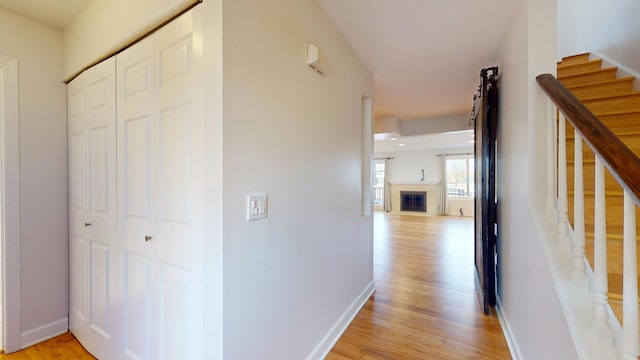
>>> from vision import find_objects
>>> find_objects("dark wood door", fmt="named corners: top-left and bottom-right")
top-left (474, 67), bottom-right (499, 314)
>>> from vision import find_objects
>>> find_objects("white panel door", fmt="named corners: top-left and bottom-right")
top-left (67, 57), bottom-right (117, 359)
top-left (117, 8), bottom-right (203, 359)
top-left (153, 10), bottom-right (203, 360)
top-left (84, 57), bottom-right (117, 360)
top-left (67, 71), bottom-right (88, 344)
top-left (117, 35), bottom-right (156, 360)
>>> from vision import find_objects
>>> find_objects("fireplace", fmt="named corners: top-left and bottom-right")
top-left (400, 191), bottom-right (426, 212)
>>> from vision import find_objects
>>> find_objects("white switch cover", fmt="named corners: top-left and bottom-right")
top-left (247, 194), bottom-right (267, 221)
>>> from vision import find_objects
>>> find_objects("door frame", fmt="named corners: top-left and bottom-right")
top-left (0, 54), bottom-right (21, 353)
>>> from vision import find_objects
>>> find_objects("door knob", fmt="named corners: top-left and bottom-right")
top-left (144, 235), bottom-right (152, 242)
top-left (84, 222), bottom-right (92, 227)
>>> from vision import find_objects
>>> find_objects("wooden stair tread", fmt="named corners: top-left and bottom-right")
top-left (567, 127), bottom-right (640, 138)
top-left (563, 112), bottom-right (640, 137)
top-left (558, 67), bottom-right (617, 80)
top-left (557, 58), bottom-right (598, 69)
top-left (565, 77), bottom-right (635, 90)
top-left (599, 111), bottom-right (640, 122)
top-left (568, 189), bottom-right (624, 197)
top-left (558, 68), bottom-right (617, 87)
top-left (581, 91), bottom-right (640, 103)
top-left (557, 59), bottom-right (603, 77)
top-left (559, 53), bottom-right (590, 65)
top-left (567, 130), bottom-right (640, 140)
top-left (584, 232), bottom-right (640, 241)
top-left (565, 77), bottom-right (634, 99)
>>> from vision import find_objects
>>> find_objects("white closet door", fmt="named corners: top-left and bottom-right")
top-left (117, 35), bottom-right (156, 360)
top-left (68, 57), bottom-right (117, 359)
top-left (117, 8), bottom-right (203, 359)
top-left (84, 57), bottom-right (117, 359)
top-left (154, 10), bottom-right (203, 360)
top-left (68, 65), bottom-right (88, 344)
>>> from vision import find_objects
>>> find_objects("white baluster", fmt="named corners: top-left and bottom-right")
top-left (572, 131), bottom-right (586, 282)
top-left (546, 100), bottom-right (557, 219)
top-left (557, 113), bottom-right (570, 244)
top-left (623, 192), bottom-right (639, 359)
top-left (591, 156), bottom-right (612, 347)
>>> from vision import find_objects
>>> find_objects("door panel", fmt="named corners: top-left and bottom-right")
top-left (115, 9), bottom-right (203, 359)
top-left (83, 57), bottom-right (117, 359)
top-left (123, 253), bottom-right (152, 360)
top-left (117, 35), bottom-right (156, 360)
top-left (88, 127), bottom-right (108, 213)
top-left (69, 234), bottom-right (86, 339)
top-left (159, 263), bottom-right (194, 360)
top-left (474, 67), bottom-right (499, 314)
top-left (69, 132), bottom-right (86, 236)
top-left (154, 11), bottom-right (203, 359)
top-left (124, 117), bottom-right (152, 219)
top-left (158, 107), bottom-right (190, 224)
top-left (89, 242), bottom-right (110, 337)
top-left (68, 69), bottom-right (88, 346)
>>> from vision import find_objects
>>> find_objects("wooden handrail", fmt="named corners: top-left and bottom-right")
top-left (536, 73), bottom-right (640, 206)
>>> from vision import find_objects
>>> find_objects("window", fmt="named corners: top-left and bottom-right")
top-left (373, 160), bottom-right (385, 205)
top-left (446, 156), bottom-right (474, 197)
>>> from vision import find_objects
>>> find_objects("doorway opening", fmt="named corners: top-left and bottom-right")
top-left (444, 154), bottom-right (475, 217)
top-left (373, 159), bottom-right (385, 209)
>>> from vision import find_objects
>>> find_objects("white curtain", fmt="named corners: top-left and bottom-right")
top-left (383, 158), bottom-right (391, 212)
top-left (439, 155), bottom-right (448, 215)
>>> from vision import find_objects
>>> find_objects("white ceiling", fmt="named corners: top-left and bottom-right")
top-left (0, 0), bottom-right (90, 30)
top-left (0, 0), bottom-right (512, 153)
top-left (317, 0), bottom-right (517, 120)
top-left (0, 0), bottom-right (517, 119)
top-left (375, 130), bottom-right (474, 153)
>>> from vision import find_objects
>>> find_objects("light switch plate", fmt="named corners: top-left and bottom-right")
top-left (247, 194), bottom-right (267, 221)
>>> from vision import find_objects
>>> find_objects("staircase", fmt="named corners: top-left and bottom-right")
top-left (558, 53), bottom-right (640, 325)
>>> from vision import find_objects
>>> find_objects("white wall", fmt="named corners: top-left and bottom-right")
top-left (400, 113), bottom-right (472, 136)
top-left (222, 0), bottom-right (374, 358)
top-left (558, 0), bottom-right (640, 73)
top-left (496, 0), bottom-right (578, 358)
top-left (375, 147), bottom-right (472, 183)
top-left (0, 8), bottom-right (68, 347)
top-left (62, 0), bottom-right (197, 79)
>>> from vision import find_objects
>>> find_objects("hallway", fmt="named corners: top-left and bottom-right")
top-left (327, 212), bottom-right (510, 359)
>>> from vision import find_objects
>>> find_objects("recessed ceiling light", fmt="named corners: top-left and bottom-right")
top-left (390, 137), bottom-right (397, 141)
top-left (398, 143), bottom-right (405, 147)
top-left (469, 140), bottom-right (475, 144)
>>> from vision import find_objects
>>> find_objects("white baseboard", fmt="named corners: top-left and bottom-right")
top-left (496, 296), bottom-right (523, 360)
top-left (306, 281), bottom-right (375, 360)
top-left (20, 317), bottom-right (68, 349)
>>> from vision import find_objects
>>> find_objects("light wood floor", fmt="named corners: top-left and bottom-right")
top-left (0, 212), bottom-right (510, 359)
top-left (0, 332), bottom-right (94, 359)
top-left (327, 212), bottom-right (511, 359)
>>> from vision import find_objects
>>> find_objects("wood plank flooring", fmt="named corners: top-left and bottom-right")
top-left (327, 212), bottom-right (511, 360)
top-left (0, 212), bottom-right (510, 359)
top-left (0, 332), bottom-right (94, 359)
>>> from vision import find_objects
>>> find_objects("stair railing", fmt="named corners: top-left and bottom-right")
top-left (537, 73), bottom-right (640, 359)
